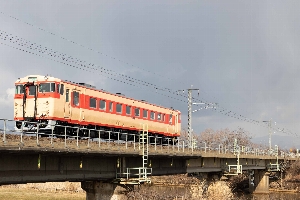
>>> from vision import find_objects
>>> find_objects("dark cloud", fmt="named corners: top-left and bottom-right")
top-left (0, 1), bottom-right (300, 146)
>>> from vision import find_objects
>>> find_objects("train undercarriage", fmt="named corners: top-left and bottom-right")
top-left (15, 119), bottom-right (178, 145)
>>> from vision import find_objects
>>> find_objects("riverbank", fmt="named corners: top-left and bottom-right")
top-left (1, 173), bottom-right (300, 200)
top-left (126, 174), bottom-right (234, 200)
top-left (0, 175), bottom-right (234, 200)
top-left (0, 187), bottom-right (85, 200)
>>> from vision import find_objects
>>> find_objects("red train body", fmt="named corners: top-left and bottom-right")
top-left (14, 75), bottom-right (181, 142)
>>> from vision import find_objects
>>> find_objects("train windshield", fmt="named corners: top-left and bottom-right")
top-left (39, 83), bottom-right (56, 93)
top-left (15, 85), bottom-right (24, 94)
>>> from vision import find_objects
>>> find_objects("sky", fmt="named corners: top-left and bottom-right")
top-left (0, 1), bottom-right (300, 148)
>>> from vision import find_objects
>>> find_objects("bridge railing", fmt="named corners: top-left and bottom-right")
top-left (0, 119), bottom-right (189, 154)
top-left (0, 118), bottom-right (295, 159)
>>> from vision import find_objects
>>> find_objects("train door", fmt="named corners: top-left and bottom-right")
top-left (23, 83), bottom-right (37, 120)
top-left (64, 88), bottom-right (71, 118)
top-left (71, 89), bottom-right (82, 121)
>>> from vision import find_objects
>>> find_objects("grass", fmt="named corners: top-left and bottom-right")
top-left (0, 188), bottom-right (85, 200)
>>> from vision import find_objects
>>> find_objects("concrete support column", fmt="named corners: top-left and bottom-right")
top-left (253, 170), bottom-right (269, 194)
top-left (81, 181), bottom-right (127, 200)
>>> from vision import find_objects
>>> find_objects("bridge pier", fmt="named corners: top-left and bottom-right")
top-left (249, 170), bottom-right (269, 193)
top-left (81, 181), bottom-right (127, 200)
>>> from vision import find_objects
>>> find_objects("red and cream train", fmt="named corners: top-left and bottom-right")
top-left (14, 75), bottom-right (181, 143)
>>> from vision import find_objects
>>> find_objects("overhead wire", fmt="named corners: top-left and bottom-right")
top-left (1, 29), bottom-right (298, 138)
top-left (0, 11), bottom-right (175, 83)
top-left (0, 10), bottom-right (224, 109)
top-left (0, 15), bottom-right (298, 139)
top-left (0, 29), bottom-right (253, 126)
top-left (0, 30), bottom-right (187, 105)
top-left (0, 11), bottom-right (261, 126)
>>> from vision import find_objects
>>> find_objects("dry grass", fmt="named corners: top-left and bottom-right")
top-left (0, 188), bottom-right (85, 200)
top-left (0, 176), bottom-right (235, 200)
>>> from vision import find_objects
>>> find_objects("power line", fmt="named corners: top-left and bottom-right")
top-left (0, 29), bottom-right (299, 139)
top-left (0, 11), bottom-right (175, 83)
top-left (0, 10), bottom-right (224, 107)
top-left (0, 32), bottom-right (188, 105)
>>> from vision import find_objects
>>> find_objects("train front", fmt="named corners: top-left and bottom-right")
top-left (14, 75), bottom-right (61, 133)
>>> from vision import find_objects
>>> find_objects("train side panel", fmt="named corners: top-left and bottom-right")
top-left (14, 75), bottom-right (181, 137)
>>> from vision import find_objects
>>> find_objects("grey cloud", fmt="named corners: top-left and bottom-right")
top-left (0, 1), bottom-right (300, 147)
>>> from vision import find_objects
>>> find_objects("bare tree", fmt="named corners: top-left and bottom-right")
top-left (196, 128), bottom-right (254, 148)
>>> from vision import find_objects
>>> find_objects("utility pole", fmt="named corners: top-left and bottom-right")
top-left (263, 119), bottom-right (273, 151)
top-left (181, 87), bottom-right (216, 150)
top-left (187, 88), bottom-right (199, 149)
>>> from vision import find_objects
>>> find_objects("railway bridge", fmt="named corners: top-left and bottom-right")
top-left (0, 119), bottom-right (298, 200)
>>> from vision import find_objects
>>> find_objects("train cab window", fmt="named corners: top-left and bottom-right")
top-left (135, 108), bottom-right (140, 117)
top-left (100, 100), bottom-right (106, 110)
top-left (66, 89), bottom-right (69, 102)
top-left (39, 83), bottom-right (50, 92)
top-left (90, 97), bottom-right (97, 108)
top-left (60, 84), bottom-right (64, 95)
top-left (29, 85), bottom-right (36, 96)
top-left (15, 85), bottom-right (24, 94)
top-left (126, 105), bottom-right (131, 115)
top-left (169, 114), bottom-right (173, 124)
top-left (39, 83), bottom-right (56, 93)
top-left (157, 113), bottom-right (161, 121)
top-left (116, 103), bottom-right (122, 113)
top-left (143, 110), bottom-right (148, 118)
top-left (150, 111), bottom-right (155, 120)
top-left (50, 83), bottom-right (56, 92)
top-left (73, 91), bottom-right (80, 106)
top-left (109, 102), bottom-right (113, 112)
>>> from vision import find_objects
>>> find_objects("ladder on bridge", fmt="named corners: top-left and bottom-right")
top-left (225, 139), bottom-right (242, 176)
top-left (115, 124), bottom-right (152, 185)
top-left (140, 123), bottom-right (149, 170)
top-left (268, 145), bottom-right (280, 171)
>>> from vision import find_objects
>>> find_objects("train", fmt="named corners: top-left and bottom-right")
top-left (14, 75), bottom-right (181, 143)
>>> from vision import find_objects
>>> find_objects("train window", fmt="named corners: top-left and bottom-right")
top-left (50, 83), bottom-right (55, 92)
top-left (116, 103), bottom-right (122, 113)
top-left (150, 111), bottom-right (155, 120)
top-left (39, 83), bottom-right (50, 92)
top-left (73, 91), bottom-right (80, 106)
top-left (29, 85), bottom-right (36, 96)
top-left (109, 102), bottom-right (113, 112)
top-left (50, 83), bottom-right (56, 92)
top-left (126, 105), bottom-right (131, 115)
top-left (90, 97), bottom-right (97, 108)
top-left (39, 83), bottom-right (56, 93)
top-left (15, 85), bottom-right (24, 94)
top-left (157, 113), bottom-right (161, 121)
top-left (135, 108), bottom-right (140, 116)
top-left (169, 114), bottom-right (173, 124)
top-left (143, 110), bottom-right (148, 118)
top-left (100, 100), bottom-right (106, 110)
top-left (60, 84), bottom-right (64, 95)
top-left (66, 89), bottom-right (69, 102)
